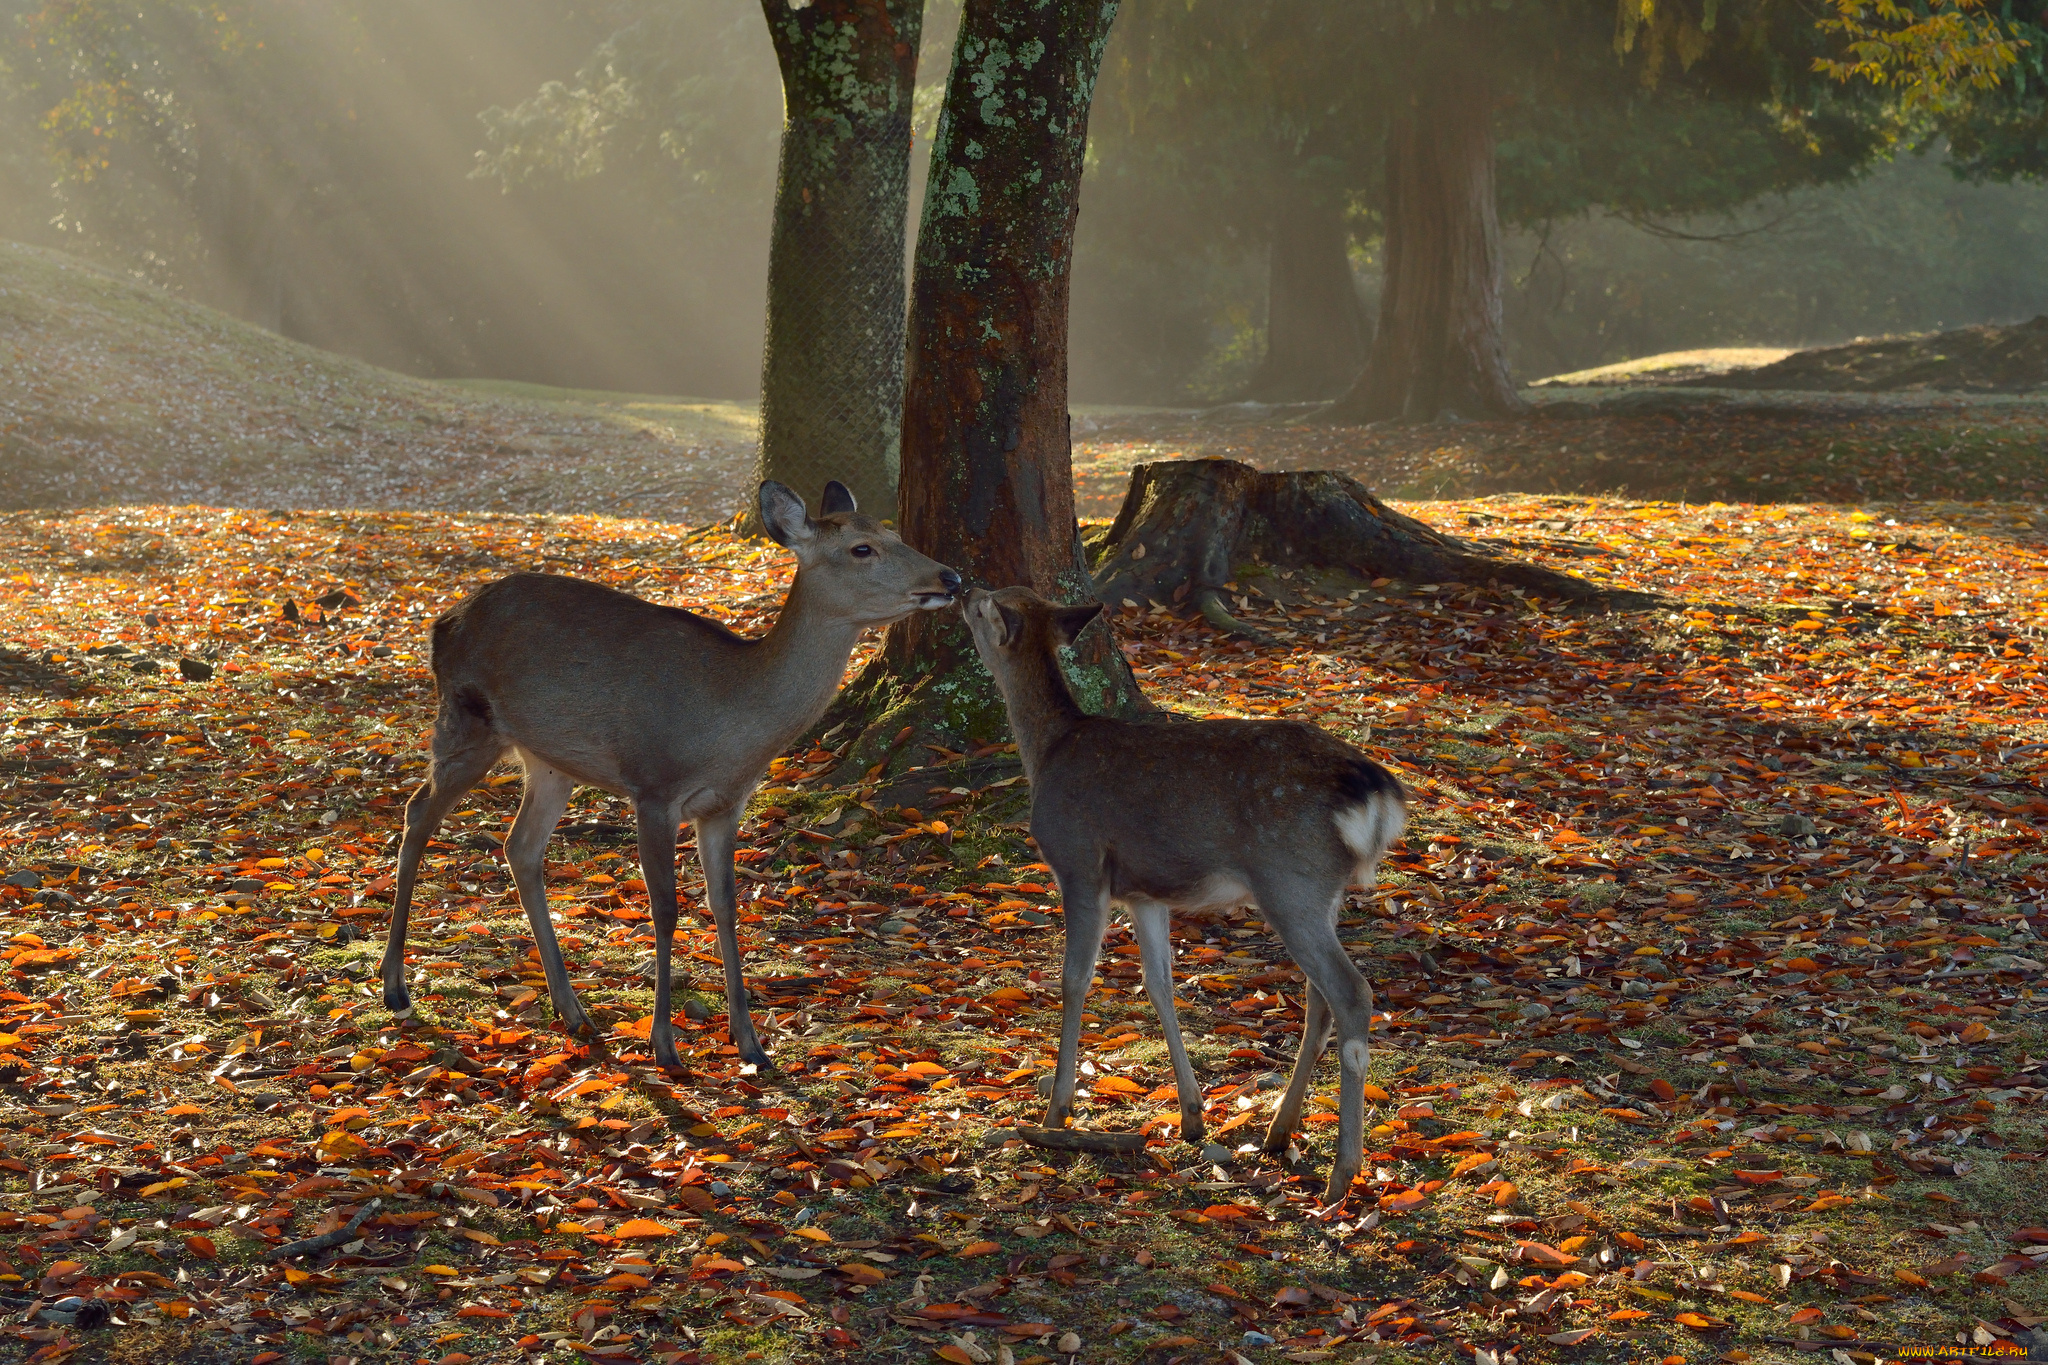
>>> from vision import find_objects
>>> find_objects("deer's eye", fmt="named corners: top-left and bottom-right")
top-left (851, 543), bottom-right (876, 558)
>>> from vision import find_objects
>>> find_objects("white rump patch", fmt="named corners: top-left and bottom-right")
top-left (1334, 792), bottom-right (1405, 872)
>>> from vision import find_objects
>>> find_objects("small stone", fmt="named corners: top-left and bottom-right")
top-left (1467, 975), bottom-right (1493, 991)
top-left (1252, 1071), bottom-right (1286, 1091)
top-left (1518, 1001), bottom-right (1552, 1021)
top-left (1, 871), bottom-right (39, 889)
top-left (177, 657), bottom-right (214, 681)
top-left (1036, 1073), bottom-right (1055, 1098)
top-left (1056, 1332), bottom-right (1081, 1354)
top-left (878, 919), bottom-right (911, 936)
top-left (1201, 1143), bottom-right (1234, 1164)
top-left (370, 645), bottom-right (394, 657)
top-left (1778, 813), bottom-right (1817, 837)
top-left (1242, 1330), bottom-right (1277, 1347)
top-left (127, 657), bottom-right (162, 674)
top-left (682, 999), bottom-right (712, 1022)
top-left (231, 877), bottom-right (266, 893)
top-left (708, 1180), bottom-right (732, 1198)
top-left (1621, 979), bottom-right (1654, 999)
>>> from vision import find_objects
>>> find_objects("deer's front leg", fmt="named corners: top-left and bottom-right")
top-left (696, 807), bottom-right (768, 1069)
top-left (635, 799), bottom-right (687, 1074)
top-left (1129, 896), bottom-right (1205, 1142)
top-left (1045, 870), bottom-right (1111, 1130)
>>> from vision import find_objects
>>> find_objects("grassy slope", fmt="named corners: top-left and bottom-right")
top-left (0, 240), bottom-right (757, 523)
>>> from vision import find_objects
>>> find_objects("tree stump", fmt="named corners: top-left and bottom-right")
top-left (1091, 458), bottom-right (1650, 633)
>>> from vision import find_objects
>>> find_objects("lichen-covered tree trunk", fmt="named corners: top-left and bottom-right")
top-left (1324, 61), bottom-right (1526, 424)
top-left (1242, 174), bottom-right (1367, 402)
top-left (752, 0), bottom-right (924, 520)
top-left (828, 0), bottom-right (1142, 763)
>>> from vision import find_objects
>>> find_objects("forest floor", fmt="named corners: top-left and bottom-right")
top-left (4, 465), bottom-right (2048, 1365)
top-left (9, 243), bottom-right (2048, 1365)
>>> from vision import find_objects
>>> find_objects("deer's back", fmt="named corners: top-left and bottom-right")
top-left (1033, 716), bottom-right (1397, 900)
top-left (429, 575), bottom-right (769, 784)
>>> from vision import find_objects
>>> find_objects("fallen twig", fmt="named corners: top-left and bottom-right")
top-left (1017, 1127), bottom-right (1150, 1154)
top-left (266, 1198), bottom-right (381, 1261)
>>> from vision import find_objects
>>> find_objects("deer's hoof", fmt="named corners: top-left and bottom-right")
top-left (1180, 1114), bottom-right (1207, 1144)
top-left (560, 1014), bottom-right (599, 1040)
top-left (383, 986), bottom-right (412, 1015)
top-left (1322, 1166), bottom-right (1361, 1206)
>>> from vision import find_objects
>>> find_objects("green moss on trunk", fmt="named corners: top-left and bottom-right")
top-left (824, 0), bottom-right (1139, 767)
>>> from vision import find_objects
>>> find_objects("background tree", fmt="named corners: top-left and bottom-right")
top-left (480, 0), bottom-right (934, 518)
top-left (1086, 0), bottom-right (1898, 420)
top-left (1327, 1), bottom-right (1895, 422)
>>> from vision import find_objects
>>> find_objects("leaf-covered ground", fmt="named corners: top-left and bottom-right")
top-left (0, 241), bottom-right (759, 524)
top-left (4, 476), bottom-right (2048, 1365)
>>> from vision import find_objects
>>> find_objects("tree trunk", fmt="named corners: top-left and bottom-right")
top-left (827, 0), bottom-right (1143, 766)
top-left (751, 0), bottom-right (924, 521)
top-left (1093, 459), bottom-right (1651, 629)
top-left (1324, 63), bottom-right (1526, 424)
top-left (1241, 177), bottom-right (1367, 402)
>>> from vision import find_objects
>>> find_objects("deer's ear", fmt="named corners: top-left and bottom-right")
top-left (1052, 601), bottom-right (1104, 646)
top-left (995, 602), bottom-right (1027, 648)
top-left (819, 480), bottom-right (857, 516)
top-left (758, 481), bottom-right (813, 547)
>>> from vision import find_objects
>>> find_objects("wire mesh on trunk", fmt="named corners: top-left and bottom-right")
top-left (751, 0), bottom-right (923, 524)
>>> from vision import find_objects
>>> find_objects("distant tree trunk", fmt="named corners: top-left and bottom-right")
top-left (1325, 63), bottom-right (1525, 423)
top-left (1242, 177), bottom-right (1367, 402)
top-left (827, 0), bottom-right (1142, 765)
top-left (752, 0), bottom-right (924, 521)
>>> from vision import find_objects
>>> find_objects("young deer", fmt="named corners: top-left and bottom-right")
top-left (379, 481), bottom-right (960, 1071)
top-left (964, 586), bottom-right (1405, 1201)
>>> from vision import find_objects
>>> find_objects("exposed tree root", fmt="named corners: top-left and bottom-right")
top-left (1090, 458), bottom-right (1659, 616)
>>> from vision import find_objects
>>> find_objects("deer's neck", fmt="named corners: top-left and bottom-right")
top-left (997, 649), bottom-right (1086, 781)
top-left (747, 572), bottom-right (863, 741)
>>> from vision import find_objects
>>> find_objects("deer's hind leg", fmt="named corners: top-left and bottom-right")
top-left (503, 758), bottom-right (591, 1036)
top-left (1263, 980), bottom-right (1332, 1156)
top-left (1257, 878), bottom-right (1374, 1204)
top-left (381, 696), bottom-right (505, 1015)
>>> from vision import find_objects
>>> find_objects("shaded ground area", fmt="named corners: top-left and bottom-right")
top-left (1072, 395), bottom-right (2048, 514)
top-left (1690, 316), bottom-right (2048, 395)
top-left (3, 495), bottom-right (2048, 1365)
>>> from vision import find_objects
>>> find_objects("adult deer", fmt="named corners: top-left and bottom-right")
top-left (378, 481), bottom-right (960, 1071)
top-left (964, 586), bottom-right (1405, 1202)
